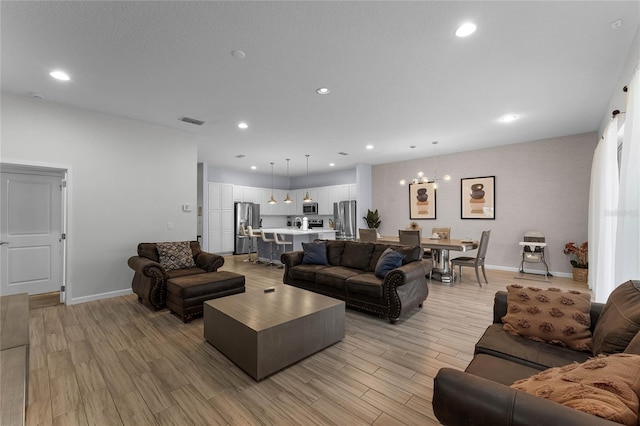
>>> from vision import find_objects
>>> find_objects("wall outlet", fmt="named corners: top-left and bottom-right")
top-left (167, 222), bottom-right (173, 230)
top-left (182, 203), bottom-right (192, 212)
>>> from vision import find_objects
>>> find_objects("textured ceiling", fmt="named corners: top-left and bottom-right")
top-left (2, 1), bottom-right (638, 176)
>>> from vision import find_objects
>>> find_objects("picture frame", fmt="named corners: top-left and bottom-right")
top-left (461, 176), bottom-right (495, 219)
top-left (409, 182), bottom-right (436, 219)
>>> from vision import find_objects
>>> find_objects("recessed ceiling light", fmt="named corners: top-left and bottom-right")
top-left (455, 22), bottom-right (477, 37)
top-left (329, 163), bottom-right (335, 167)
top-left (251, 166), bottom-right (257, 170)
top-left (499, 114), bottom-right (518, 123)
top-left (231, 49), bottom-right (246, 59)
top-left (49, 70), bottom-right (70, 81)
top-left (238, 122), bottom-right (248, 129)
top-left (316, 88), bottom-right (330, 95)
top-left (366, 145), bottom-right (374, 150)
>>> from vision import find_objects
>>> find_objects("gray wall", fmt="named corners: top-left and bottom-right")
top-left (207, 165), bottom-right (356, 189)
top-left (2, 93), bottom-right (198, 303)
top-left (372, 132), bottom-right (597, 276)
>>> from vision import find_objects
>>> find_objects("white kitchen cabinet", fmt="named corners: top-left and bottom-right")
top-left (221, 184), bottom-right (234, 210)
top-left (232, 185), bottom-right (243, 202)
top-left (208, 210), bottom-right (222, 253)
top-left (242, 187), bottom-right (257, 203)
top-left (221, 209), bottom-right (234, 252)
top-left (258, 188), bottom-right (274, 215)
top-left (348, 183), bottom-right (357, 200)
top-left (329, 185), bottom-right (350, 203)
top-left (317, 186), bottom-right (331, 215)
top-left (208, 183), bottom-right (221, 210)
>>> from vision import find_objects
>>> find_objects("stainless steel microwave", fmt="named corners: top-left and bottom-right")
top-left (302, 202), bottom-right (318, 214)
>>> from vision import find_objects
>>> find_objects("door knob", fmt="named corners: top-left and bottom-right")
top-left (0, 241), bottom-right (9, 246)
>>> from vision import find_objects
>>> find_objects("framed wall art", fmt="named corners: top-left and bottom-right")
top-left (409, 182), bottom-right (436, 220)
top-left (461, 176), bottom-right (495, 220)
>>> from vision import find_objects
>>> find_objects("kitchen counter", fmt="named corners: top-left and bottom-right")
top-left (256, 228), bottom-right (336, 264)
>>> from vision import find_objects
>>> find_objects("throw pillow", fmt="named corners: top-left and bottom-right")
top-left (502, 285), bottom-right (592, 351)
top-left (156, 241), bottom-right (196, 271)
top-left (301, 241), bottom-right (329, 265)
top-left (511, 354), bottom-right (640, 426)
top-left (625, 331), bottom-right (640, 355)
top-left (592, 280), bottom-right (640, 355)
top-left (341, 241), bottom-right (375, 270)
top-left (374, 247), bottom-right (405, 279)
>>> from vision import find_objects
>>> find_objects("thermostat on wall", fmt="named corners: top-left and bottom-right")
top-left (182, 203), bottom-right (192, 212)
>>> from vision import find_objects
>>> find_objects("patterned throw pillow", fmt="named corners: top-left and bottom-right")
top-left (511, 354), bottom-right (640, 426)
top-left (156, 241), bottom-right (196, 271)
top-left (502, 284), bottom-right (593, 351)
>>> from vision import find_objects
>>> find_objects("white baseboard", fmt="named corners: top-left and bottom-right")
top-left (485, 264), bottom-right (573, 279)
top-left (68, 288), bottom-right (132, 305)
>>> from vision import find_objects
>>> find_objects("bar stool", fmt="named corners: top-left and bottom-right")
top-left (273, 233), bottom-right (293, 268)
top-left (246, 225), bottom-right (260, 263)
top-left (260, 230), bottom-right (276, 266)
top-left (239, 225), bottom-right (251, 262)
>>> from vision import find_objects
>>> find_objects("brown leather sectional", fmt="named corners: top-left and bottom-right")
top-left (433, 290), bottom-right (638, 425)
top-left (281, 240), bottom-right (430, 323)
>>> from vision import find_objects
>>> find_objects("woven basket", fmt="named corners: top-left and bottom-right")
top-left (572, 267), bottom-right (588, 283)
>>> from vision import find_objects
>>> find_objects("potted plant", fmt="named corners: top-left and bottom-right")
top-left (563, 241), bottom-right (588, 282)
top-left (363, 209), bottom-right (381, 234)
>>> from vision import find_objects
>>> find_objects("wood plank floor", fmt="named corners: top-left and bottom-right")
top-left (26, 257), bottom-right (591, 425)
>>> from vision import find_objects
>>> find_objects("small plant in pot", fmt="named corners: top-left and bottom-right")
top-left (564, 241), bottom-right (588, 282)
top-left (363, 209), bottom-right (381, 234)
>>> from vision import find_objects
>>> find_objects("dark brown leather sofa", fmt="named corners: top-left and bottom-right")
top-left (433, 290), bottom-right (635, 426)
top-left (281, 240), bottom-right (430, 323)
top-left (128, 241), bottom-right (225, 310)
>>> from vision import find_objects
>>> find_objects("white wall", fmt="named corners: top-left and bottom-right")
top-left (373, 132), bottom-right (597, 276)
top-left (1, 93), bottom-right (198, 303)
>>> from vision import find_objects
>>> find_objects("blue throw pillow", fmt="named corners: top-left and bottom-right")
top-left (375, 248), bottom-right (405, 279)
top-left (302, 242), bottom-right (329, 265)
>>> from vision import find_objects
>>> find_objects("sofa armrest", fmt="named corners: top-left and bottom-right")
top-left (281, 251), bottom-right (304, 284)
top-left (494, 291), bottom-right (606, 332)
top-left (128, 256), bottom-right (167, 278)
top-left (385, 260), bottom-right (428, 289)
top-left (195, 251), bottom-right (224, 272)
top-left (433, 368), bottom-right (617, 426)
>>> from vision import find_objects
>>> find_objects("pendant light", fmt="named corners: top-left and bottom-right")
top-left (303, 154), bottom-right (313, 202)
top-left (283, 158), bottom-right (292, 203)
top-left (431, 141), bottom-right (451, 189)
top-left (268, 162), bottom-right (277, 204)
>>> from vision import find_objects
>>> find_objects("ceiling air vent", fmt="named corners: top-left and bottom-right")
top-left (338, 152), bottom-right (349, 156)
top-left (235, 154), bottom-right (246, 158)
top-left (178, 116), bottom-right (205, 126)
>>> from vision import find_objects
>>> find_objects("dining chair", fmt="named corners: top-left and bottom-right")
top-left (451, 230), bottom-right (491, 286)
top-left (359, 228), bottom-right (378, 243)
top-left (432, 227), bottom-right (451, 240)
top-left (398, 229), bottom-right (433, 260)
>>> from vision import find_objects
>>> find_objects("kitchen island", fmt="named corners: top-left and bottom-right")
top-left (256, 228), bottom-right (336, 265)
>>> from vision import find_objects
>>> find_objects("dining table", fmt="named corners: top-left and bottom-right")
top-left (378, 236), bottom-right (479, 284)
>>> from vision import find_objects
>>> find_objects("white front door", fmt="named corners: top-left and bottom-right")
top-left (1, 171), bottom-right (64, 296)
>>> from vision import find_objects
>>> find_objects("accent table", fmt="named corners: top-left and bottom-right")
top-left (203, 285), bottom-right (345, 380)
top-left (378, 236), bottom-right (478, 284)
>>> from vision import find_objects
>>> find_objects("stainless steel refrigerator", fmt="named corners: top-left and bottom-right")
top-left (333, 200), bottom-right (357, 240)
top-left (234, 202), bottom-right (260, 254)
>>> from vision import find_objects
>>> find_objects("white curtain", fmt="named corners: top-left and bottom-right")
top-left (588, 117), bottom-right (619, 303)
top-left (615, 67), bottom-right (640, 286)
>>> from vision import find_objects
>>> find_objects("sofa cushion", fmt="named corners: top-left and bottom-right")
top-left (465, 353), bottom-right (542, 386)
top-left (316, 266), bottom-right (360, 290)
top-left (511, 354), bottom-right (640, 426)
top-left (341, 241), bottom-right (375, 270)
top-left (156, 241), bottom-right (196, 271)
top-left (625, 332), bottom-right (640, 355)
top-left (326, 241), bottom-right (346, 266)
top-left (368, 244), bottom-right (390, 271)
top-left (167, 267), bottom-right (207, 279)
top-left (476, 324), bottom-right (592, 370)
top-left (346, 273), bottom-right (384, 298)
top-left (395, 245), bottom-right (422, 264)
top-left (301, 241), bottom-right (329, 265)
top-left (502, 285), bottom-right (592, 352)
top-left (167, 271), bottom-right (245, 299)
top-left (289, 264), bottom-right (327, 282)
top-left (592, 280), bottom-right (640, 355)
top-left (374, 248), bottom-right (405, 279)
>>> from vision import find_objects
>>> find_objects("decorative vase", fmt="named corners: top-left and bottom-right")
top-left (572, 267), bottom-right (588, 283)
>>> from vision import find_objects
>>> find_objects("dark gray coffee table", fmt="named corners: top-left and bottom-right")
top-left (203, 285), bottom-right (345, 380)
